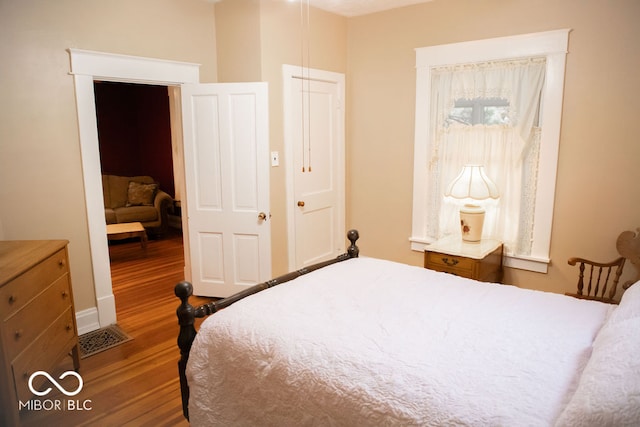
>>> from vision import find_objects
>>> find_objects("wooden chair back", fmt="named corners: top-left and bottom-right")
top-left (567, 228), bottom-right (640, 304)
top-left (566, 256), bottom-right (625, 303)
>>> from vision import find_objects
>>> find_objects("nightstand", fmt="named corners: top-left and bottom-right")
top-left (424, 237), bottom-right (503, 283)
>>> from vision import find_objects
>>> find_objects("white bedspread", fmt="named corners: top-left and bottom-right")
top-left (187, 257), bottom-right (614, 426)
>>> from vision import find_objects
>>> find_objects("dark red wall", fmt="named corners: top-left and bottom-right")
top-left (95, 81), bottom-right (175, 198)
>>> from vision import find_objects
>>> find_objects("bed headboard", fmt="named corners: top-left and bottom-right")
top-left (175, 229), bottom-right (360, 420)
top-left (617, 228), bottom-right (640, 289)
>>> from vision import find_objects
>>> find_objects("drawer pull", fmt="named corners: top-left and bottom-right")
top-left (442, 257), bottom-right (459, 266)
top-left (66, 324), bottom-right (72, 331)
top-left (61, 290), bottom-right (69, 299)
top-left (8, 295), bottom-right (16, 305)
top-left (14, 329), bottom-right (24, 339)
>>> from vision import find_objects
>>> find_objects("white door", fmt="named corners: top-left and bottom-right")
top-left (284, 66), bottom-right (345, 269)
top-left (181, 83), bottom-right (271, 297)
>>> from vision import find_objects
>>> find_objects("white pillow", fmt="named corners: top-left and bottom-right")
top-left (607, 280), bottom-right (640, 325)
top-left (555, 316), bottom-right (640, 426)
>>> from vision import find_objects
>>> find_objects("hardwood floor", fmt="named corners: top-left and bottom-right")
top-left (21, 229), bottom-right (213, 427)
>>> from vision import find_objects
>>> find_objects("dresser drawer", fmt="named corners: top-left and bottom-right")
top-left (426, 251), bottom-right (475, 273)
top-left (2, 274), bottom-right (73, 360)
top-left (0, 248), bottom-right (68, 319)
top-left (12, 307), bottom-right (77, 403)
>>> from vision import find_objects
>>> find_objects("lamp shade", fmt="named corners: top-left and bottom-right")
top-left (444, 165), bottom-right (500, 200)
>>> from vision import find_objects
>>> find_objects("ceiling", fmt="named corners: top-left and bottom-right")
top-left (207, 1), bottom-right (435, 17)
top-left (302, 0), bottom-right (434, 17)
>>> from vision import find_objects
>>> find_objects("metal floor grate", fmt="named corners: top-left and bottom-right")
top-left (78, 325), bottom-right (133, 358)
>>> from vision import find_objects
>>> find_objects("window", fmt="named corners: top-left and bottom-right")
top-left (448, 98), bottom-right (511, 126)
top-left (410, 30), bottom-right (570, 273)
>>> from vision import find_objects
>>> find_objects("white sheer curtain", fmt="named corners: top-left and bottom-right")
top-left (426, 58), bottom-right (546, 255)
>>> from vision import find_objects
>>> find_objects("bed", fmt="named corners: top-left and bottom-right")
top-left (175, 230), bottom-right (640, 426)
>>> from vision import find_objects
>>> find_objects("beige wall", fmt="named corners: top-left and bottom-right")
top-left (0, 0), bottom-right (218, 311)
top-left (261, 2), bottom-right (347, 275)
top-left (347, 0), bottom-right (640, 294)
top-left (215, 0), bottom-right (262, 82)
top-left (215, 0), bottom-right (347, 276)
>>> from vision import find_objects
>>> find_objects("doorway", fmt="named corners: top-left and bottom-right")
top-left (69, 49), bottom-right (200, 333)
top-left (94, 81), bottom-right (183, 321)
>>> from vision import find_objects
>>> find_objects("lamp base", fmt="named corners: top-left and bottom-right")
top-left (459, 204), bottom-right (485, 243)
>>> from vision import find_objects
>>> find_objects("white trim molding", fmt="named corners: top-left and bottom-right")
top-left (75, 307), bottom-right (101, 336)
top-left (68, 49), bottom-right (200, 331)
top-left (410, 30), bottom-right (570, 273)
top-left (68, 49), bottom-right (200, 84)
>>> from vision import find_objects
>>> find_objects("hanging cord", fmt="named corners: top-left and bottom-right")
top-left (299, 0), bottom-right (306, 172)
top-left (306, 0), bottom-right (312, 172)
top-left (299, 0), bottom-right (313, 172)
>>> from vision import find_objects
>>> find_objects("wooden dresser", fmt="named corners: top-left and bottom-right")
top-left (424, 237), bottom-right (504, 283)
top-left (0, 240), bottom-right (80, 426)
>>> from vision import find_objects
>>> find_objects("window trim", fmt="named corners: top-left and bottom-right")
top-left (410, 30), bottom-right (570, 273)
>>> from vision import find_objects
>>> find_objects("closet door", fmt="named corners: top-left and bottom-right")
top-left (283, 66), bottom-right (345, 269)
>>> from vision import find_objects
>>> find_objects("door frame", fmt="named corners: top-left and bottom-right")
top-left (68, 49), bottom-right (200, 333)
top-left (282, 65), bottom-right (346, 270)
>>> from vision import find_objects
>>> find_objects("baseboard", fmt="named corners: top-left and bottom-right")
top-left (97, 293), bottom-right (117, 327)
top-left (75, 307), bottom-right (101, 335)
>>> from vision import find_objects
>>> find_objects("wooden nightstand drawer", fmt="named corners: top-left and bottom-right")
top-left (424, 238), bottom-right (503, 283)
top-left (426, 252), bottom-right (475, 272)
top-left (0, 248), bottom-right (68, 319)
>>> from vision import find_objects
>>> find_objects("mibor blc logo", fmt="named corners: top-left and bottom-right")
top-left (29, 371), bottom-right (83, 396)
top-left (19, 370), bottom-right (92, 412)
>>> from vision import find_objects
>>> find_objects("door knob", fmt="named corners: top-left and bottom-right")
top-left (258, 212), bottom-right (267, 221)
top-left (297, 201), bottom-right (305, 207)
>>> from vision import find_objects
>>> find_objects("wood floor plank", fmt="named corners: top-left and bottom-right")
top-left (20, 229), bottom-right (210, 426)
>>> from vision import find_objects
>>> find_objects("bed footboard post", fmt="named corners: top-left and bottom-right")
top-left (347, 229), bottom-right (360, 258)
top-left (175, 280), bottom-right (196, 420)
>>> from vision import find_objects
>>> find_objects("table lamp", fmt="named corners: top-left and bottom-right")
top-left (444, 164), bottom-right (500, 243)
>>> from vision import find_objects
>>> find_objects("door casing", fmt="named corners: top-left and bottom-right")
top-left (69, 49), bottom-right (199, 332)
